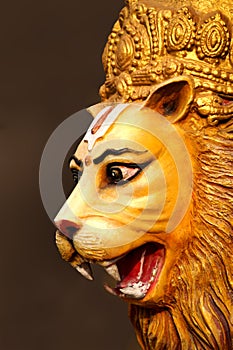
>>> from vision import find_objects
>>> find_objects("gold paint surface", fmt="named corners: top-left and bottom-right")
top-left (56, 1), bottom-right (233, 349)
top-left (100, 0), bottom-right (233, 114)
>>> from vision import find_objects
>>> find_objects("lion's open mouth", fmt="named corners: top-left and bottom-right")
top-left (102, 243), bottom-right (165, 299)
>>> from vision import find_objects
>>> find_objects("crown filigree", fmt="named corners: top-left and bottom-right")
top-left (100, 0), bottom-right (233, 118)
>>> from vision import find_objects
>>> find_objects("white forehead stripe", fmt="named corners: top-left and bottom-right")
top-left (84, 104), bottom-right (128, 151)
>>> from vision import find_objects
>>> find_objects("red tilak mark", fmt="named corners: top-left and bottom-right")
top-left (91, 106), bottom-right (114, 135)
top-left (85, 155), bottom-right (92, 166)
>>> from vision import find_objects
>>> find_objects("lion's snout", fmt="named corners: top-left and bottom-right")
top-left (55, 219), bottom-right (82, 239)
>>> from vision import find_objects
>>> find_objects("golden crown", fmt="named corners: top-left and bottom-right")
top-left (100, 0), bottom-right (233, 107)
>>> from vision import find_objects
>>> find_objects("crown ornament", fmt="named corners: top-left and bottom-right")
top-left (100, 0), bottom-right (233, 127)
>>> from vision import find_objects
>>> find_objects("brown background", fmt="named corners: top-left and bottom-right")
top-left (1, 1), bottom-right (140, 349)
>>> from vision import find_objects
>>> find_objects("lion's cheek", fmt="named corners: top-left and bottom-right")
top-left (140, 205), bottom-right (193, 305)
top-left (136, 247), bottom-right (184, 306)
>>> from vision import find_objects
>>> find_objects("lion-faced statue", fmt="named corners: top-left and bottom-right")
top-left (53, 0), bottom-right (233, 349)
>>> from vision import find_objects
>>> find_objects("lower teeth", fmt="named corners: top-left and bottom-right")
top-left (120, 282), bottom-right (150, 299)
top-left (119, 277), bottom-right (155, 298)
top-left (119, 264), bottom-right (159, 298)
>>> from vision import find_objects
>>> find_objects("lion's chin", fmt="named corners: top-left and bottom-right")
top-left (100, 243), bottom-right (165, 300)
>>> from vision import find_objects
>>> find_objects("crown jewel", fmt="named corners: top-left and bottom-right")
top-left (100, 0), bottom-right (233, 108)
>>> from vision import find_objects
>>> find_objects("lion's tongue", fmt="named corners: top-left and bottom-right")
top-left (115, 243), bottom-right (164, 298)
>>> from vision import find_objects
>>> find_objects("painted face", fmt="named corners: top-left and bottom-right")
top-left (55, 77), bottom-right (194, 303)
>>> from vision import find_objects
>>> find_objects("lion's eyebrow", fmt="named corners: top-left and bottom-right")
top-left (69, 155), bottom-right (83, 168)
top-left (93, 148), bottom-right (148, 165)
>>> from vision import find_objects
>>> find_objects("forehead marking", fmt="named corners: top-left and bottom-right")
top-left (85, 155), bottom-right (92, 166)
top-left (83, 104), bottom-right (128, 151)
top-left (91, 106), bottom-right (114, 135)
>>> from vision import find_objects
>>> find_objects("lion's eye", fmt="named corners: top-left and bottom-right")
top-left (107, 167), bottom-right (124, 183)
top-left (106, 163), bottom-right (142, 185)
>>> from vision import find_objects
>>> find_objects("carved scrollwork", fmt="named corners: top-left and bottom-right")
top-left (166, 7), bottom-right (196, 52)
top-left (115, 33), bottom-right (134, 71)
top-left (196, 13), bottom-right (230, 61)
top-left (100, 0), bottom-right (233, 115)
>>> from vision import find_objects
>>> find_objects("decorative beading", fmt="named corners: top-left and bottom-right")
top-left (100, 0), bottom-right (233, 110)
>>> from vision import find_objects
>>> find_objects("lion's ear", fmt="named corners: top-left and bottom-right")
top-left (142, 76), bottom-right (194, 123)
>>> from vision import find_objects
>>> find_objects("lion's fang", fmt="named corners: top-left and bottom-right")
top-left (104, 284), bottom-right (118, 296)
top-left (137, 249), bottom-right (146, 280)
top-left (76, 262), bottom-right (94, 281)
top-left (149, 263), bottom-right (159, 283)
top-left (105, 264), bottom-right (121, 281)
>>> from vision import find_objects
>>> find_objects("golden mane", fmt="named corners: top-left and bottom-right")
top-left (101, 1), bottom-right (233, 345)
top-left (129, 120), bottom-right (233, 349)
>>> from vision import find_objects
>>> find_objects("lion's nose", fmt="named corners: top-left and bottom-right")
top-left (55, 220), bottom-right (82, 239)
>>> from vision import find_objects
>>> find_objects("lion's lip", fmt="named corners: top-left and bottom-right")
top-left (102, 243), bottom-right (165, 299)
top-left (97, 255), bottom-right (127, 268)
